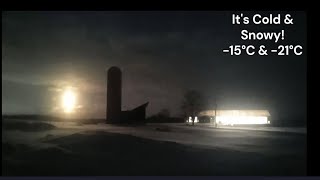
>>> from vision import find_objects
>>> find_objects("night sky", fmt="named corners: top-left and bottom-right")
top-left (2, 11), bottom-right (306, 124)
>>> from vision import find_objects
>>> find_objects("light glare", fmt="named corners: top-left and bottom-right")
top-left (62, 89), bottom-right (76, 113)
top-left (216, 116), bottom-right (268, 125)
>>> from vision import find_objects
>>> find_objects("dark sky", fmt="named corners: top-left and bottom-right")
top-left (2, 11), bottom-right (306, 123)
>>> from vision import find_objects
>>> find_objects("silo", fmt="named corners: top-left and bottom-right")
top-left (106, 66), bottom-right (122, 123)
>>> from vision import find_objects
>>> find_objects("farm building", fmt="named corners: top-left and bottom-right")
top-left (196, 110), bottom-right (271, 126)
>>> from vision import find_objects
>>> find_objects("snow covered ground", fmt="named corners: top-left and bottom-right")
top-left (3, 120), bottom-right (306, 153)
top-left (2, 119), bottom-right (306, 175)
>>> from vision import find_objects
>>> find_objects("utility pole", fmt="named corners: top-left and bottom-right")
top-left (214, 102), bottom-right (218, 128)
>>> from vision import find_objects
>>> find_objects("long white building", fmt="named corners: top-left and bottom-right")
top-left (198, 110), bottom-right (271, 126)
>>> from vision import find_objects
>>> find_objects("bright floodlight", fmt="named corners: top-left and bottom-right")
top-left (62, 88), bottom-right (76, 113)
top-left (186, 116), bottom-right (199, 123)
top-left (194, 116), bottom-right (199, 123)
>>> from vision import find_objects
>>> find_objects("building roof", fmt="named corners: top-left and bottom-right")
top-left (131, 102), bottom-right (149, 111)
top-left (199, 110), bottom-right (270, 117)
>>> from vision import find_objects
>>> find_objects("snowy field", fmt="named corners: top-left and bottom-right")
top-left (2, 119), bottom-right (306, 175)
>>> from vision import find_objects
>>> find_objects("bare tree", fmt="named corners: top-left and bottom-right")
top-left (181, 90), bottom-right (205, 126)
top-left (158, 108), bottom-right (170, 118)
